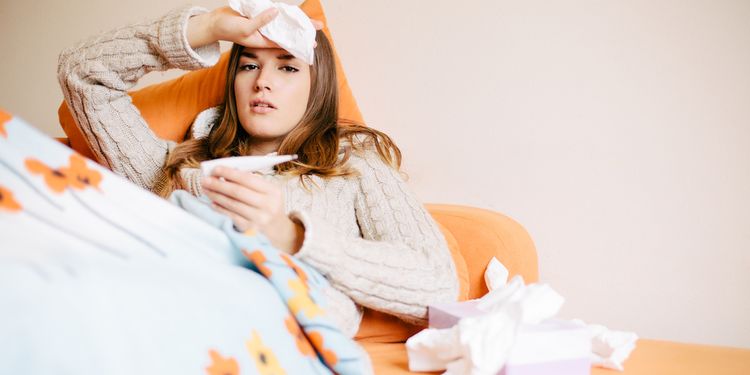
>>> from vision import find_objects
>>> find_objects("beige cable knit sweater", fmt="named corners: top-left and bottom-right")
top-left (57, 6), bottom-right (458, 337)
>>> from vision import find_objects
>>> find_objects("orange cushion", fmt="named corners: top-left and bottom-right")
top-left (58, 0), bottom-right (365, 162)
top-left (426, 204), bottom-right (539, 299)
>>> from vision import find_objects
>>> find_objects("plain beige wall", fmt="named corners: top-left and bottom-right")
top-left (1, 0), bottom-right (748, 348)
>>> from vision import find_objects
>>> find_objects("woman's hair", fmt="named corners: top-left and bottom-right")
top-left (158, 30), bottom-right (401, 197)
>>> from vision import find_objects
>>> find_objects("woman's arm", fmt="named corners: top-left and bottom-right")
top-left (58, 7), bottom-right (218, 191)
top-left (57, 6), bottom-right (279, 192)
top-left (291, 150), bottom-right (460, 326)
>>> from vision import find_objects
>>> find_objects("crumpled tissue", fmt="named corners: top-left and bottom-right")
top-left (406, 258), bottom-right (563, 375)
top-left (406, 257), bottom-right (639, 374)
top-left (573, 320), bottom-right (639, 371)
top-left (484, 256), bottom-right (509, 291)
top-left (477, 259), bottom-right (565, 325)
top-left (407, 303), bottom-right (522, 375)
top-left (228, 0), bottom-right (316, 65)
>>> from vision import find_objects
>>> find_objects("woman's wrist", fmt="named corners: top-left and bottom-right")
top-left (186, 11), bottom-right (217, 49)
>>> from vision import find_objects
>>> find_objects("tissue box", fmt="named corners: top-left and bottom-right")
top-left (502, 319), bottom-right (591, 375)
top-left (429, 302), bottom-right (591, 375)
top-left (428, 299), bottom-right (485, 329)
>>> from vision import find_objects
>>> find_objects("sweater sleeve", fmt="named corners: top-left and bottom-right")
top-left (291, 150), bottom-right (460, 326)
top-left (57, 6), bottom-right (220, 192)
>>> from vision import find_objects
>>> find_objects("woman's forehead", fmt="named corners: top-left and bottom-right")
top-left (241, 47), bottom-right (296, 60)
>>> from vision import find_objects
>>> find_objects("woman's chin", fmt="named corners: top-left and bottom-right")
top-left (240, 116), bottom-right (297, 143)
top-left (241, 120), bottom-right (277, 136)
top-left (241, 127), bottom-right (286, 144)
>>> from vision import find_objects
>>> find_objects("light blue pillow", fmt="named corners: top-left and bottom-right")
top-left (0, 110), bottom-right (370, 374)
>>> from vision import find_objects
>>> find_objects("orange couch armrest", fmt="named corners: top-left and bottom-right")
top-left (426, 204), bottom-right (539, 300)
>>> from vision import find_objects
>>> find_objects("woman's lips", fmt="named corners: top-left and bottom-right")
top-left (251, 105), bottom-right (276, 114)
top-left (250, 98), bottom-right (276, 114)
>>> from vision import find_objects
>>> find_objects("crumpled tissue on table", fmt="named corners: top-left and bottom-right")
top-left (406, 303), bottom-right (522, 375)
top-left (229, 0), bottom-right (316, 65)
top-left (405, 258), bottom-right (564, 375)
top-left (573, 320), bottom-right (639, 371)
top-left (405, 257), bottom-right (638, 374)
top-left (477, 259), bottom-right (565, 325)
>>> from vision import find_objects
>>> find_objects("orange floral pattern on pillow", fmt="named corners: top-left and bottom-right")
top-left (284, 315), bottom-right (315, 357)
top-left (0, 186), bottom-right (22, 212)
top-left (25, 159), bottom-right (70, 193)
top-left (205, 350), bottom-right (239, 375)
top-left (308, 331), bottom-right (338, 367)
top-left (60, 154), bottom-right (102, 191)
top-left (280, 252), bottom-right (308, 286)
top-left (0, 109), bottom-right (10, 138)
top-left (287, 278), bottom-right (324, 319)
top-left (243, 249), bottom-right (272, 277)
top-left (24, 154), bottom-right (103, 194)
top-left (246, 331), bottom-right (286, 375)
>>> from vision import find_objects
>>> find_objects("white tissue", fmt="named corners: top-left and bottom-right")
top-left (484, 257), bottom-right (509, 291)
top-left (451, 304), bottom-right (522, 375)
top-left (406, 257), bottom-right (638, 373)
top-left (406, 303), bottom-right (522, 375)
top-left (228, 0), bottom-right (316, 65)
top-left (478, 259), bottom-right (565, 325)
top-left (479, 277), bottom-right (565, 325)
top-left (406, 258), bottom-right (563, 374)
top-left (572, 320), bottom-right (638, 371)
top-left (405, 326), bottom-right (462, 372)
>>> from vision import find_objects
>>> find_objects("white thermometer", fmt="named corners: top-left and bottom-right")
top-left (200, 154), bottom-right (298, 176)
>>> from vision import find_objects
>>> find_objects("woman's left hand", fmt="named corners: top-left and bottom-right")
top-left (201, 167), bottom-right (304, 254)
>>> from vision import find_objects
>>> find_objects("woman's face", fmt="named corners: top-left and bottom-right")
top-left (234, 47), bottom-right (311, 152)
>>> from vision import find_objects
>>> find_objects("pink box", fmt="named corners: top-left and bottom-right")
top-left (499, 358), bottom-right (590, 375)
top-left (428, 301), bottom-right (592, 375)
top-left (428, 299), bottom-right (485, 329)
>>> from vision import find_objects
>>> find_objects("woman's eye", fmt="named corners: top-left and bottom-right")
top-left (281, 66), bottom-right (299, 73)
top-left (240, 64), bottom-right (258, 71)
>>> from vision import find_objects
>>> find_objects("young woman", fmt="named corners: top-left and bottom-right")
top-left (58, 5), bottom-right (458, 337)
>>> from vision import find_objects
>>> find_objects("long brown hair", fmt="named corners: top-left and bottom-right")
top-left (158, 31), bottom-right (401, 197)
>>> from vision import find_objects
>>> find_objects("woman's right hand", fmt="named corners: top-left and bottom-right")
top-left (187, 6), bottom-right (323, 50)
top-left (187, 6), bottom-right (279, 49)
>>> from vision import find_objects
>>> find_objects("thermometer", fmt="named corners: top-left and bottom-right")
top-left (200, 154), bottom-right (298, 176)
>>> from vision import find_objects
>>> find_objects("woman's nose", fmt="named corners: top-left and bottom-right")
top-left (254, 70), bottom-right (272, 92)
